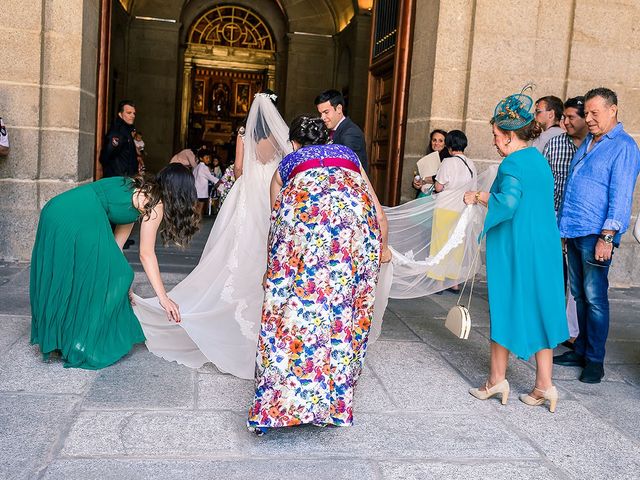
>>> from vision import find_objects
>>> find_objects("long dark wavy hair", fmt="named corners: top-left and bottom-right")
top-left (427, 128), bottom-right (449, 160)
top-left (131, 163), bottom-right (200, 246)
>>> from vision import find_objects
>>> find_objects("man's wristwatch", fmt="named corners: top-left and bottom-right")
top-left (599, 233), bottom-right (614, 244)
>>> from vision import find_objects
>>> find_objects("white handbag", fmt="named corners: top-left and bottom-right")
top-left (445, 304), bottom-right (471, 339)
top-left (445, 243), bottom-right (481, 340)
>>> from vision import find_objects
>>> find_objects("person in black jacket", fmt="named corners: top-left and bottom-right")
top-left (315, 90), bottom-right (368, 170)
top-left (100, 100), bottom-right (138, 178)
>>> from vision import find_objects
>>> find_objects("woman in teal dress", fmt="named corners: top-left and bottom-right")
top-left (30, 163), bottom-right (200, 369)
top-left (463, 88), bottom-right (568, 412)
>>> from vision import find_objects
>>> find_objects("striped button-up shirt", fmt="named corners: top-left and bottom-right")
top-left (543, 133), bottom-right (577, 212)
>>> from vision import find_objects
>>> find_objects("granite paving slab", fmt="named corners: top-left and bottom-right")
top-left (0, 314), bottom-right (30, 355)
top-left (0, 393), bottom-right (80, 480)
top-left (499, 400), bottom-right (640, 479)
top-left (378, 460), bottom-right (565, 480)
top-left (607, 362), bottom-right (640, 386)
top-left (244, 412), bottom-right (539, 460)
top-left (602, 340), bottom-right (640, 365)
top-left (83, 345), bottom-right (195, 410)
top-left (607, 321), bottom-right (640, 342)
top-left (196, 373), bottom-right (253, 411)
top-left (0, 291), bottom-right (31, 315)
top-left (61, 410), bottom-right (246, 458)
top-left (365, 341), bottom-right (494, 413)
top-left (353, 365), bottom-right (397, 413)
top-left (401, 315), bottom-right (491, 352)
top-left (558, 379), bottom-right (640, 442)
top-left (43, 459), bottom-right (378, 480)
top-left (378, 309), bottom-right (422, 342)
top-left (0, 264), bottom-right (29, 290)
top-left (0, 338), bottom-right (97, 394)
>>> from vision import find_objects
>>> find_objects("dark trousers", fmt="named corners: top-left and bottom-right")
top-left (566, 234), bottom-right (611, 363)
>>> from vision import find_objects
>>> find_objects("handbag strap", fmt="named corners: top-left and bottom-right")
top-left (454, 155), bottom-right (474, 178)
top-left (456, 240), bottom-right (482, 309)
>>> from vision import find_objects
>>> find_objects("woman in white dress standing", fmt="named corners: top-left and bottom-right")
top-left (132, 93), bottom-right (292, 379)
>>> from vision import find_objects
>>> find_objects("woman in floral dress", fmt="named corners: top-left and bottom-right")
top-left (248, 116), bottom-right (390, 433)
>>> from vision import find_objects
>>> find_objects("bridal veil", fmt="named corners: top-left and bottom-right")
top-left (133, 94), bottom-right (292, 379)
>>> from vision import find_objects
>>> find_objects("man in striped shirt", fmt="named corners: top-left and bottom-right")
top-left (543, 96), bottom-right (588, 213)
top-left (543, 96), bottom-right (588, 351)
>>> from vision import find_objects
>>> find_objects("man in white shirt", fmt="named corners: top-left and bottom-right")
top-left (531, 95), bottom-right (564, 153)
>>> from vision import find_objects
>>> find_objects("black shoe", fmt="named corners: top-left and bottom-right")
top-left (561, 340), bottom-right (576, 351)
top-left (579, 361), bottom-right (604, 384)
top-left (123, 239), bottom-right (135, 250)
top-left (553, 351), bottom-right (586, 367)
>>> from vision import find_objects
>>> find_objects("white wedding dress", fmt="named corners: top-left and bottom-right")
top-left (132, 95), bottom-right (292, 379)
top-left (133, 94), bottom-right (496, 379)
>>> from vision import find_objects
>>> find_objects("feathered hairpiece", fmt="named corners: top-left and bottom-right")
top-left (493, 83), bottom-right (535, 130)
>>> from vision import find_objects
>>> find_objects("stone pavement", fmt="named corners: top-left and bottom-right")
top-left (1, 217), bottom-right (639, 479)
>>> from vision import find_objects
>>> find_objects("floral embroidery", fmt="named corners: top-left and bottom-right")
top-left (248, 148), bottom-right (380, 430)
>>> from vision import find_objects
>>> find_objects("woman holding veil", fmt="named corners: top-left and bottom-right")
top-left (132, 92), bottom-right (292, 379)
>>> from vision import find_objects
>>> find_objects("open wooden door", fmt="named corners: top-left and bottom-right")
top-left (364, 0), bottom-right (415, 206)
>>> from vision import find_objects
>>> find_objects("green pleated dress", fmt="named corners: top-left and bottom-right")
top-left (30, 177), bottom-right (145, 369)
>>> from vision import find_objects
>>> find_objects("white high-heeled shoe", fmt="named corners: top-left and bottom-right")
top-left (519, 386), bottom-right (558, 413)
top-left (469, 379), bottom-right (510, 405)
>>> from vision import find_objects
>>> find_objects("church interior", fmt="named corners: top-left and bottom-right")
top-left (105, 0), bottom-right (380, 185)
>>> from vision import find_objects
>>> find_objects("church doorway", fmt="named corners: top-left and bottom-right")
top-left (179, 5), bottom-right (277, 165)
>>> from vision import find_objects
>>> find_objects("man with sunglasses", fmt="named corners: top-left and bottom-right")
top-left (555, 88), bottom-right (640, 383)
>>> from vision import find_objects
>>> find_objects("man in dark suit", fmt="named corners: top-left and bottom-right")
top-left (315, 90), bottom-right (368, 170)
top-left (100, 100), bottom-right (138, 178)
top-left (99, 99), bottom-right (138, 249)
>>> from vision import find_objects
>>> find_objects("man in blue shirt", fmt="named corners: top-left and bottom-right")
top-left (554, 88), bottom-right (640, 383)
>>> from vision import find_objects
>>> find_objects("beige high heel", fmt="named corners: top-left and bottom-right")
top-left (519, 386), bottom-right (558, 413)
top-left (469, 379), bottom-right (510, 405)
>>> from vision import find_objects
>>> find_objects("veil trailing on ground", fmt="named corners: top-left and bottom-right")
top-left (132, 94), bottom-right (292, 379)
top-left (368, 165), bottom-right (498, 341)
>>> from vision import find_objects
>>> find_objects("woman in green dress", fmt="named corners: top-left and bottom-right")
top-left (463, 88), bottom-right (568, 412)
top-left (30, 163), bottom-right (200, 369)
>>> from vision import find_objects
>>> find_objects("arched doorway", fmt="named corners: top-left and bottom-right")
top-left (179, 5), bottom-right (277, 164)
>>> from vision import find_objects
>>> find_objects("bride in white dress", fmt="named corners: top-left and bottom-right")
top-left (134, 93), bottom-right (495, 380)
top-left (132, 93), bottom-right (292, 379)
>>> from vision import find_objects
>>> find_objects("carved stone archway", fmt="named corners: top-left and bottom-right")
top-left (179, 5), bottom-right (278, 147)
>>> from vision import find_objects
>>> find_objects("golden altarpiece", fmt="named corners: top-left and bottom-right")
top-left (180, 5), bottom-right (276, 164)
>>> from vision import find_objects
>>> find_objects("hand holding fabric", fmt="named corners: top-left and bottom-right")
top-left (159, 295), bottom-right (181, 323)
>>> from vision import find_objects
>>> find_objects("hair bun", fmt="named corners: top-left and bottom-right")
top-left (290, 115), bottom-right (329, 146)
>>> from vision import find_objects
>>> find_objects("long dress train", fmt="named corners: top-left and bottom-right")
top-left (132, 95), bottom-right (291, 379)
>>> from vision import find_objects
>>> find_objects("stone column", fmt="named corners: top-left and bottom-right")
top-left (125, 19), bottom-right (181, 172)
top-left (283, 33), bottom-right (335, 121)
top-left (0, 0), bottom-right (100, 260)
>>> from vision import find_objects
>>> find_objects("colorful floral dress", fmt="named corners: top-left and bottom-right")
top-left (247, 144), bottom-right (381, 430)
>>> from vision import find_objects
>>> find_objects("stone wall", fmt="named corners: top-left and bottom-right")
top-left (125, 19), bottom-right (181, 173)
top-left (403, 0), bottom-right (640, 286)
top-left (0, 0), bottom-right (100, 260)
top-left (334, 13), bottom-right (372, 129)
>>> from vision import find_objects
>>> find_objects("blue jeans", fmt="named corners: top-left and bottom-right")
top-left (566, 234), bottom-right (612, 363)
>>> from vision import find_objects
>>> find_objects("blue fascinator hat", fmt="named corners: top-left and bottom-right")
top-left (493, 84), bottom-right (535, 130)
